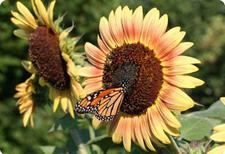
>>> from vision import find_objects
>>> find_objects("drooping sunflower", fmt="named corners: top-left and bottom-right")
top-left (12, 0), bottom-right (85, 119)
top-left (14, 75), bottom-right (36, 127)
top-left (78, 6), bottom-right (204, 151)
top-left (207, 98), bottom-right (225, 154)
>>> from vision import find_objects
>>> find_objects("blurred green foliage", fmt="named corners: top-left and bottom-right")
top-left (0, 0), bottom-right (225, 153)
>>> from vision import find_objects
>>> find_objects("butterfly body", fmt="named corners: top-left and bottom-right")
top-left (75, 87), bottom-right (124, 121)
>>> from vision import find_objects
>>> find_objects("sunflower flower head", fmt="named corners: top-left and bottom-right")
top-left (78, 6), bottom-right (204, 152)
top-left (207, 98), bottom-right (225, 154)
top-left (14, 75), bottom-right (36, 127)
top-left (12, 0), bottom-right (85, 119)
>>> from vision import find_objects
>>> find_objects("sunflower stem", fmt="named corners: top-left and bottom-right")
top-left (169, 136), bottom-right (182, 154)
top-left (88, 125), bottom-right (95, 140)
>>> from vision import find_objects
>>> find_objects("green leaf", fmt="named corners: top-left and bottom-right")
top-left (40, 146), bottom-right (55, 154)
top-left (39, 146), bottom-right (64, 154)
top-left (180, 115), bottom-right (220, 141)
top-left (180, 100), bottom-right (225, 141)
top-left (193, 101), bottom-right (225, 121)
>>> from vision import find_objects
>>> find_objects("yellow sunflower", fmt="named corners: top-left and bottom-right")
top-left (11, 0), bottom-right (85, 118)
top-left (14, 75), bottom-right (36, 127)
top-left (78, 6), bottom-right (204, 151)
top-left (207, 97), bottom-right (225, 154)
top-left (208, 124), bottom-right (225, 154)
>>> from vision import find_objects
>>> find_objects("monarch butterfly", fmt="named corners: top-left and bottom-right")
top-left (75, 87), bottom-right (124, 121)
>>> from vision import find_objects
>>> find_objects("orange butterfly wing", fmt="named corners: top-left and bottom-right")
top-left (75, 87), bottom-right (124, 121)
top-left (95, 89), bottom-right (124, 121)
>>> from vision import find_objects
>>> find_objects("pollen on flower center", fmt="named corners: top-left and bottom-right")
top-left (29, 26), bottom-right (70, 90)
top-left (103, 43), bottom-right (163, 115)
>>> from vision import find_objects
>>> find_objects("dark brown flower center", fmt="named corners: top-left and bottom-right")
top-left (29, 26), bottom-right (70, 90)
top-left (103, 43), bottom-right (163, 115)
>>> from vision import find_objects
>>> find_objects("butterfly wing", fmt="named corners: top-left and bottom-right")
top-left (75, 87), bottom-right (124, 121)
top-left (75, 90), bottom-right (102, 114)
top-left (95, 89), bottom-right (124, 121)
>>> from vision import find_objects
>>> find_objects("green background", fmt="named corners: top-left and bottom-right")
top-left (0, 0), bottom-right (225, 153)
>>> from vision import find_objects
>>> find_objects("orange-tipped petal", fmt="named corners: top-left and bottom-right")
top-left (161, 56), bottom-right (201, 67)
top-left (163, 65), bottom-right (199, 75)
top-left (132, 116), bottom-right (147, 151)
top-left (162, 42), bottom-right (194, 61)
top-left (122, 6), bottom-right (133, 43)
top-left (160, 84), bottom-right (194, 111)
top-left (164, 75), bottom-right (204, 88)
top-left (147, 106), bottom-right (170, 144)
top-left (99, 17), bottom-right (117, 48)
top-left (123, 116), bottom-right (132, 152)
top-left (132, 6), bottom-right (143, 43)
top-left (84, 82), bottom-right (102, 95)
top-left (140, 8), bottom-right (160, 46)
top-left (156, 101), bottom-right (181, 128)
top-left (78, 66), bottom-right (103, 77)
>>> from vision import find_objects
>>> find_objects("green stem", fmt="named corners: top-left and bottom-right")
top-left (88, 125), bottom-right (95, 140)
top-left (169, 136), bottom-right (182, 154)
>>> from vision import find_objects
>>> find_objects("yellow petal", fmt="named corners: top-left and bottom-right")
top-left (162, 42), bottom-right (194, 61)
top-left (156, 101), bottom-right (181, 128)
top-left (213, 124), bottom-right (225, 132)
top-left (132, 6), bottom-right (143, 43)
top-left (111, 116), bottom-right (124, 144)
top-left (84, 82), bottom-right (102, 95)
top-left (207, 145), bottom-right (225, 154)
top-left (147, 106), bottom-right (170, 144)
top-left (83, 77), bottom-right (102, 86)
top-left (156, 28), bottom-right (186, 58)
top-left (35, 0), bottom-right (49, 26)
top-left (60, 95), bottom-right (68, 112)
top-left (220, 97), bottom-right (225, 105)
top-left (163, 65), bottom-right (199, 75)
top-left (161, 56), bottom-right (201, 67)
top-left (160, 84), bottom-right (194, 111)
top-left (99, 17), bottom-right (117, 48)
top-left (68, 99), bottom-right (75, 118)
top-left (53, 94), bottom-right (60, 112)
top-left (11, 17), bottom-right (32, 31)
top-left (122, 6), bottom-right (133, 43)
top-left (47, 0), bottom-right (56, 28)
top-left (97, 35), bottom-right (111, 55)
top-left (23, 107), bottom-right (32, 127)
top-left (140, 115), bottom-right (156, 151)
top-left (21, 60), bottom-right (36, 73)
top-left (154, 103), bottom-right (180, 136)
top-left (13, 29), bottom-right (29, 40)
top-left (92, 117), bottom-right (103, 129)
top-left (140, 8), bottom-right (160, 46)
top-left (164, 75), bottom-right (204, 88)
top-left (132, 116), bottom-right (147, 151)
top-left (211, 131), bottom-right (225, 142)
top-left (85, 42), bottom-right (106, 67)
top-left (71, 80), bottom-right (86, 99)
top-left (109, 7), bottom-right (124, 46)
top-left (123, 116), bottom-right (132, 152)
top-left (151, 14), bottom-right (168, 46)
top-left (16, 2), bottom-right (37, 28)
top-left (78, 66), bottom-right (103, 77)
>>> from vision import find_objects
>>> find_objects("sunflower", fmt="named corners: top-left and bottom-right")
top-left (78, 6), bottom-right (204, 151)
top-left (14, 75), bottom-right (36, 127)
top-left (207, 98), bottom-right (225, 154)
top-left (11, 0), bottom-right (85, 118)
top-left (208, 124), bottom-right (225, 154)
